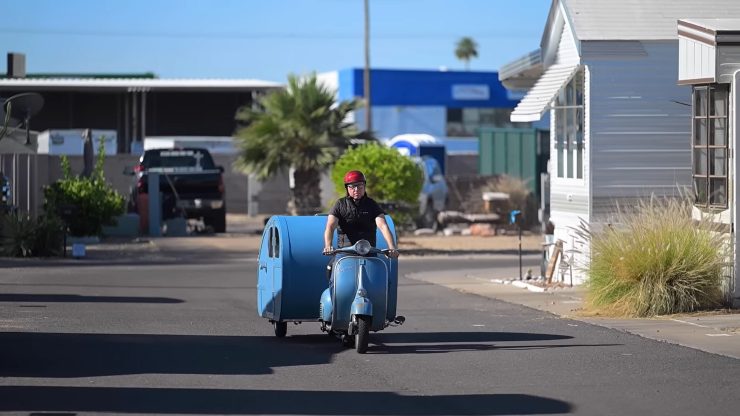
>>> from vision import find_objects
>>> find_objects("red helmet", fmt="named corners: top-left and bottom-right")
top-left (343, 170), bottom-right (366, 185)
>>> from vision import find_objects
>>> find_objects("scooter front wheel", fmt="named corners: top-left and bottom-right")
top-left (274, 321), bottom-right (287, 338)
top-left (355, 316), bottom-right (370, 353)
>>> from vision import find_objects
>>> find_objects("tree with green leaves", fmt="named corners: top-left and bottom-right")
top-left (455, 37), bottom-right (479, 70)
top-left (332, 143), bottom-right (423, 227)
top-left (234, 74), bottom-right (364, 215)
top-left (43, 137), bottom-right (125, 237)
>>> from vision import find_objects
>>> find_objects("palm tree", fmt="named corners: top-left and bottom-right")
top-left (234, 74), bottom-right (363, 215)
top-left (455, 37), bottom-right (479, 70)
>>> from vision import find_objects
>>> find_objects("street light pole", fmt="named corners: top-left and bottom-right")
top-left (363, 0), bottom-right (372, 133)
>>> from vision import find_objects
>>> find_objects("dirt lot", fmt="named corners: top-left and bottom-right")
top-left (227, 214), bottom-right (544, 255)
top-left (399, 233), bottom-right (543, 253)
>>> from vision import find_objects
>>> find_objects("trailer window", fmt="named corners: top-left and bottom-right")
top-left (692, 84), bottom-right (729, 209)
top-left (273, 228), bottom-right (280, 258)
top-left (268, 227), bottom-right (274, 258)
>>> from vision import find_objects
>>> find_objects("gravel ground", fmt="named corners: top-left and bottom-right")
top-left (226, 213), bottom-right (544, 253)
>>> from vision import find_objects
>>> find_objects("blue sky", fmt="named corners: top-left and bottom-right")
top-left (2, 0), bottom-right (551, 82)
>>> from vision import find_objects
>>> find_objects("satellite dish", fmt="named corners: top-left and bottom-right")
top-left (5, 92), bottom-right (44, 120)
top-left (0, 97), bottom-right (17, 127)
top-left (2, 93), bottom-right (44, 144)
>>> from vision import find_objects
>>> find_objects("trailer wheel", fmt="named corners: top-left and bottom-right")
top-left (273, 321), bottom-right (287, 338)
top-left (355, 315), bottom-right (370, 353)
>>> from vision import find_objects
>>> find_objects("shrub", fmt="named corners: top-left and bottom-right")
top-left (578, 196), bottom-right (728, 317)
top-left (485, 175), bottom-right (531, 213)
top-left (43, 138), bottom-right (125, 237)
top-left (0, 212), bottom-right (64, 257)
top-left (331, 143), bottom-right (423, 228)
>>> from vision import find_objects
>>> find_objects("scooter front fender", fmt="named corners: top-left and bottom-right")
top-left (351, 296), bottom-right (373, 317)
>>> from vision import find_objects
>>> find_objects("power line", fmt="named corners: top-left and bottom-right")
top-left (0, 27), bottom-right (539, 40)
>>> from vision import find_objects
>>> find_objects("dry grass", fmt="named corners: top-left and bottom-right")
top-left (577, 196), bottom-right (729, 317)
top-left (484, 175), bottom-right (531, 213)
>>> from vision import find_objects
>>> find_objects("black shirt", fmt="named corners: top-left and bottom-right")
top-left (329, 195), bottom-right (385, 247)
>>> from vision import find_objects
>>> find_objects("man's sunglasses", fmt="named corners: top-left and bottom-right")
top-left (346, 182), bottom-right (365, 190)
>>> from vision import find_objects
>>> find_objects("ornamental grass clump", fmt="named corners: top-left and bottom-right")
top-left (580, 196), bottom-right (728, 317)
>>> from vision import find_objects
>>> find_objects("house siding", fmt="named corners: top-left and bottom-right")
top-left (549, 8), bottom-right (587, 224)
top-left (584, 40), bottom-right (692, 221)
top-left (547, 10), bottom-right (591, 284)
top-left (718, 45), bottom-right (740, 84)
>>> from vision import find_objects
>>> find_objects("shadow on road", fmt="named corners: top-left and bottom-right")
top-left (0, 250), bottom-right (249, 268)
top-left (0, 386), bottom-right (573, 415)
top-left (0, 332), bottom-right (337, 378)
top-left (0, 331), bottom-right (612, 378)
top-left (0, 293), bottom-right (183, 304)
top-left (372, 331), bottom-right (572, 343)
top-left (366, 331), bottom-right (620, 354)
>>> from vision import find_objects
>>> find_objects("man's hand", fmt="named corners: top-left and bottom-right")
top-left (386, 249), bottom-right (400, 258)
top-left (322, 246), bottom-right (334, 256)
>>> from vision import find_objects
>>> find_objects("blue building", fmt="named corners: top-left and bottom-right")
top-left (318, 68), bottom-right (525, 148)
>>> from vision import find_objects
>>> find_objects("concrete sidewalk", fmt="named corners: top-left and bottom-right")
top-left (406, 267), bottom-right (740, 360)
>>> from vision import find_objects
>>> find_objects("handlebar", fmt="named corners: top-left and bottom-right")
top-left (322, 248), bottom-right (399, 257)
top-left (322, 239), bottom-right (399, 258)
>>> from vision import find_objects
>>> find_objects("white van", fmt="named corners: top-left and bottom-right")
top-left (415, 156), bottom-right (448, 229)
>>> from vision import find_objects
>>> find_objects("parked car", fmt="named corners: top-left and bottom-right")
top-left (125, 147), bottom-right (226, 232)
top-left (415, 155), bottom-right (448, 229)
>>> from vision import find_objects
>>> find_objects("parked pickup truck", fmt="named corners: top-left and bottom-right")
top-left (125, 147), bottom-right (226, 233)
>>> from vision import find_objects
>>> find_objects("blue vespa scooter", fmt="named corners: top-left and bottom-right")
top-left (320, 239), bottom-right (405, 353)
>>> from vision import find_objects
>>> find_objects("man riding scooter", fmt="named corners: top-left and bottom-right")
top-left (323, 170), bottom-right (399, 263)
top-left (321, 170), bottom-right (401, 352)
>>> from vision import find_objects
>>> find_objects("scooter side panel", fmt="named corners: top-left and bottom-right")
top-left (386, 257), bottom-right (398, 321)
top-left (362, 258), bottom-right (389, 331)
top-left (374, 215), bottom-right (398, 321)
top-left (319, 287), bottom-right (332, 322)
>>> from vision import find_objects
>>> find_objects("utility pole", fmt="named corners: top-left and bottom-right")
top-left (363, 0), bottom-right (372, 133)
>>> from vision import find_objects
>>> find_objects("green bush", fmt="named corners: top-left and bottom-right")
top-left (579, 196), bottom-right (728, 317)
top-left (43, 139), bottom-right (125, 237)
top-left (331, 143), bottom-right (423, 227)
top-left (0, 212), bottom-right (64, 257)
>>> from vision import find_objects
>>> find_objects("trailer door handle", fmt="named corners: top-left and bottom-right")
top-left (259, 264), bottom-right (267, 270)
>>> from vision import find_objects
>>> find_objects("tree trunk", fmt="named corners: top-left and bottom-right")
top-left (290, 168), bottom-right (322, 215)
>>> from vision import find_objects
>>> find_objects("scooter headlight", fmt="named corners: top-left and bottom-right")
top-left (355, 239), bottom-right (372, 255)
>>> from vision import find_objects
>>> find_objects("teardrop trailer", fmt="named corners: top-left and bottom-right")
top-left (257, 215), bottom-right (404, 353)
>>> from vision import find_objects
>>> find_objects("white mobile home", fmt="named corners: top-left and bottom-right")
top-left (504, 0), bottom-right (740, 283)
top-left (677, 18), bottom-right (740, 306)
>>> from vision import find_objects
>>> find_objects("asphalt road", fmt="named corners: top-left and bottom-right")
top-left (1, 253), bottom-right (739, 415)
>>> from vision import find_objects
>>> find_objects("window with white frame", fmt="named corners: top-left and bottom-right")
top-left (692, 84), bottom-right (729, 209)
top-left (553, 68), bottom-right (584, 179)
